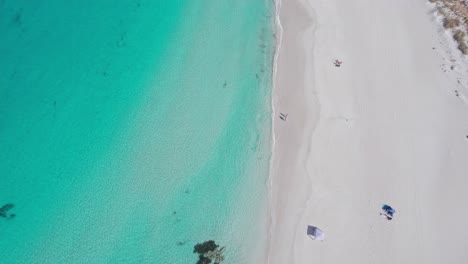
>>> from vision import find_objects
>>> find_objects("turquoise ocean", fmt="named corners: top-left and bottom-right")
top-left (0, 0), bottom-right (274, 263)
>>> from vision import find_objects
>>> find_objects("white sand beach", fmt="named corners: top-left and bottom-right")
top-left (269, 0), bottom-right (468, 263)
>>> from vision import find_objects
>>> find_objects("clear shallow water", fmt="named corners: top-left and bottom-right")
top-left (0, 0), bottom-right (274, 263)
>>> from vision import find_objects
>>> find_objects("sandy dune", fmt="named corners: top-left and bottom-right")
top-left (269, 0), bottom-right (468, 263)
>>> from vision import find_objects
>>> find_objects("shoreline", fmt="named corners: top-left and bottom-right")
top-left (267, 0), bottom-right (317, 263)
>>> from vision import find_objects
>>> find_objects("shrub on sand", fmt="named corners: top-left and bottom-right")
top-left (443, 18), bottom-right (460, 29)
top-left (437, 6), bottom-right (448, 16)
top-left (453, 30), bottom-right (466, 42)
top-left (458, 41), bottom-right (468, 54)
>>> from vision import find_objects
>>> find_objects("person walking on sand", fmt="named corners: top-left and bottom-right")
top-left (279, 112), bottom-right (288, 121)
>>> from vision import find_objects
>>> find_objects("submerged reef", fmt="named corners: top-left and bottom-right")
top-left (193, 240), bottom-right (225, 264)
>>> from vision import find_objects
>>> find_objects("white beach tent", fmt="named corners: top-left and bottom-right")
top-left (307, 225), bottom-right (325, 241)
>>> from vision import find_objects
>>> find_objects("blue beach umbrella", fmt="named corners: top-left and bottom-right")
top-left (381, 204), bottom-right (396, 219)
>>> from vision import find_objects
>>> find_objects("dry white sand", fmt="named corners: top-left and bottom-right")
top-left (269, 0), bottom-right (468, 263)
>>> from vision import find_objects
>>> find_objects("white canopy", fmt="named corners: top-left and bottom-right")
top-left (307, 225), bottom-right (325, 241)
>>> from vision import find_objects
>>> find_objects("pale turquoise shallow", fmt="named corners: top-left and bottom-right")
top-left (0, 0), bottom-right (274, 263)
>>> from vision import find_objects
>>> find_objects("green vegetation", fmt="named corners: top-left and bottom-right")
top-left (430, 0), bottom-right (468, 55)
top-left (453, 30), bottom-right (465, 42)
top-left (458, 41), bottom-right (468, 54)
